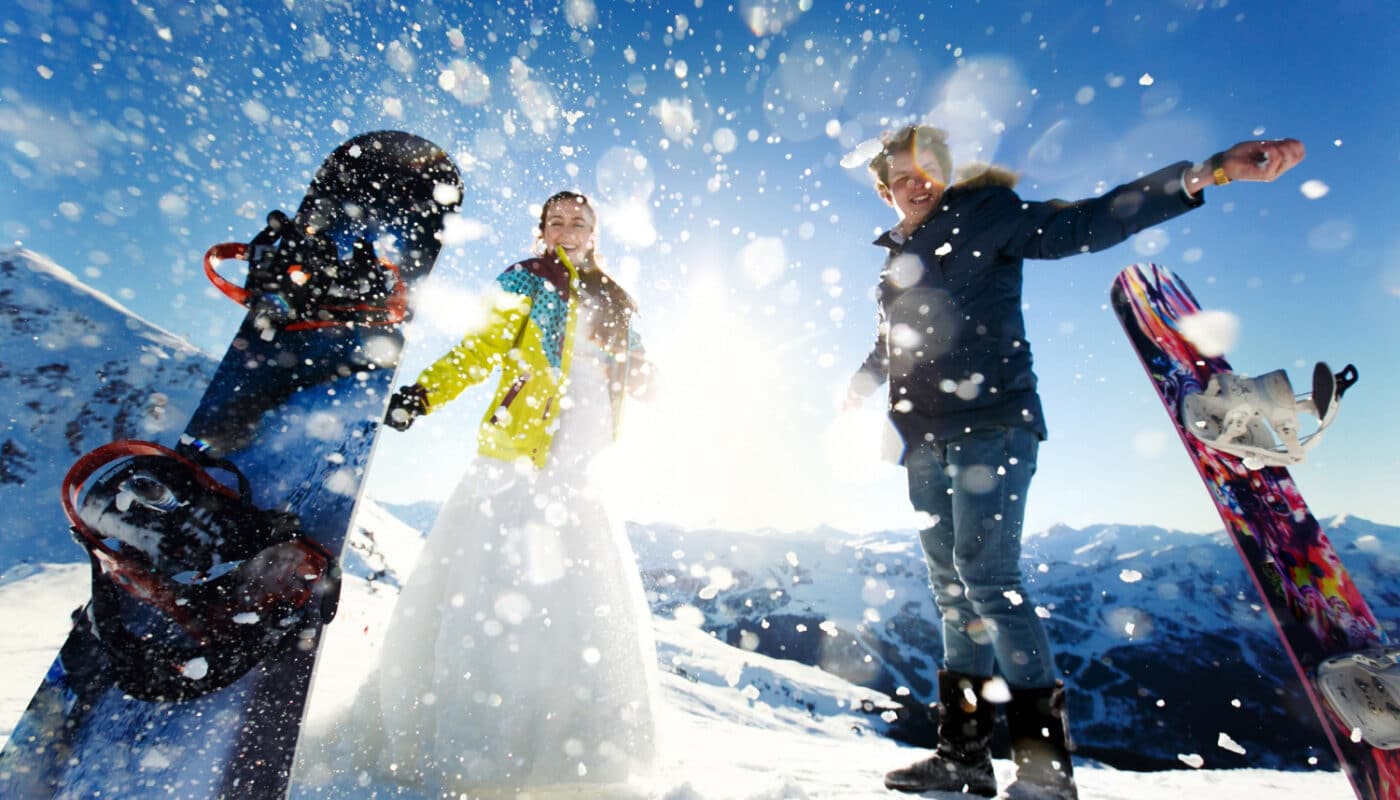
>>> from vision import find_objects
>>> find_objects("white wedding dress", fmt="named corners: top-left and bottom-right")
top-left (361, 335), bottom-right (659, 797)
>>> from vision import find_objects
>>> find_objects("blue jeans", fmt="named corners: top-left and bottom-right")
top-left (904, 426), bottom-right (1056, 689)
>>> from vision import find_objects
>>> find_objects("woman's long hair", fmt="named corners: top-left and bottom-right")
top-left (537, 191), bottom-right (638, 356)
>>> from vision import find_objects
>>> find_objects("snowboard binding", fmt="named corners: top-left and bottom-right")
top-left (61, 440), bottom-right (341, 701)
top-left (1181, 361), bottom-right (1358, 469)
top-left (203, 209), bottom-right (409, 333)
top-left (1318, 647), bottom-right (1400, 750)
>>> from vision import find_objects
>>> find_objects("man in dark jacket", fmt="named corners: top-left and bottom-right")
top-left (846, 125), bottom-right (1304, 799)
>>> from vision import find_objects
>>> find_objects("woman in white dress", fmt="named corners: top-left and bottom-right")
top-left (368, 191), bottom-right (659, 796)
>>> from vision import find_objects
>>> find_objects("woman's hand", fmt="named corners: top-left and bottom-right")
top-left (385, 384), bottom-right (430, 430)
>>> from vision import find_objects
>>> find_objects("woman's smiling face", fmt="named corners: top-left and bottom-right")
top-left (542, 198), bottom-right (596, 262)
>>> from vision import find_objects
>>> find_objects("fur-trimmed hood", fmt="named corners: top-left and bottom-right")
top-left (950, 162), bottom-right (1019, 191)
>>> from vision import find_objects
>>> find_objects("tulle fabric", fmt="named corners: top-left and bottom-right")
top-left (363, 342), bottom-right (658, 796)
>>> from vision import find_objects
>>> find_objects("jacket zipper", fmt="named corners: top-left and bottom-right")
top-left (490, 373), bottom-right (529, 424)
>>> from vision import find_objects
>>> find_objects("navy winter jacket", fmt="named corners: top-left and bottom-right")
top-left (855, 162), bottom-right (1203, 457)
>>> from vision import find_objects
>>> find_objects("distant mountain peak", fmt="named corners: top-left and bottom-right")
top-left (1, 247), bottom-right (204, 359)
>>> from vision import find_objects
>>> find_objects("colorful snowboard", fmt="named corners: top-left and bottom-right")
top-left (1112, 263), bottom-right (1399, 800)
top-left (0, 130), bottom-right (462, 798)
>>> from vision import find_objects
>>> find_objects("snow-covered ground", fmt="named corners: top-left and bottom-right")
top-left (0, 520), bottom-right (1353, 799)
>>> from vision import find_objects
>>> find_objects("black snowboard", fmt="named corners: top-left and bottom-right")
top-left (0, 130), bottom-right (462, 798)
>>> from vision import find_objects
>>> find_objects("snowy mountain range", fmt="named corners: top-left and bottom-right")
top-left (0, 249), bottom-right (213, 564)
top-left (624, 517), bottom-right (1400, 771)
top-left (0, 247), bottom-right (1385, 793)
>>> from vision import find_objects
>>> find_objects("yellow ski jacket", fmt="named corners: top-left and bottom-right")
top-left (413, 247), bottom-right (641, 468)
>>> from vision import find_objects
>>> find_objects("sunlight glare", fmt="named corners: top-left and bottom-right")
top-left (600, 267), bottom-right (841, 531)
top-left (739, 237), bottom-right (787, 288)
top-left (822, 409), bottom-right (892, 486)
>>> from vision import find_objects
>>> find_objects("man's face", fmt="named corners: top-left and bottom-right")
top-left (881, 148), bottom-right (946, 231)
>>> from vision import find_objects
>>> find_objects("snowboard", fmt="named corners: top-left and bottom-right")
top-left (1112, 263), bottom-right (1400, 800)
top-left (0, 130), bottom-right (462, 798)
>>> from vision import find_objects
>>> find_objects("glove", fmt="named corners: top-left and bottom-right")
top-left (385, 384), bottom-right (429, 431)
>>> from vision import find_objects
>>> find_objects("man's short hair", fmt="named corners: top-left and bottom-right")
top-left (869, 125), bottom-right (954, 190)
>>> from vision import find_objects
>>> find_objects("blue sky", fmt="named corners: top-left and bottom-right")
top-left (3, 0), bottom-right (1398, 534)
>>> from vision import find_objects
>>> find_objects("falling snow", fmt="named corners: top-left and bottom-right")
top-left (0, 0), bottom-right (1396, 796)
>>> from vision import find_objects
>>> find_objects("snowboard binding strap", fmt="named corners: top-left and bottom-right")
top-left (1318, 646), bottom-right (1400, 750)
top-left (61, 440), bottom-right (341, 701)
top-left (203, 210), bottom-right (409, 331)
top-left (1181, 361), bottom-right (1358, 470)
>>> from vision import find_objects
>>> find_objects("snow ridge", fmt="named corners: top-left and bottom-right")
top-left (0, 249), bottom-right (215, 565)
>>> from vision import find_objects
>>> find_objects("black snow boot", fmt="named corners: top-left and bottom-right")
top-left (884, 670), bottom-right (997, 797)
top-left (1003, 682), bottom-right (1077, 800)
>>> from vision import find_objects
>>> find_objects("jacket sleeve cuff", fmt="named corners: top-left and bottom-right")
top-left (1158, 160), bottom-right (1206, 208)
top-left (1110, 160), bottom-right (1204, 228)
